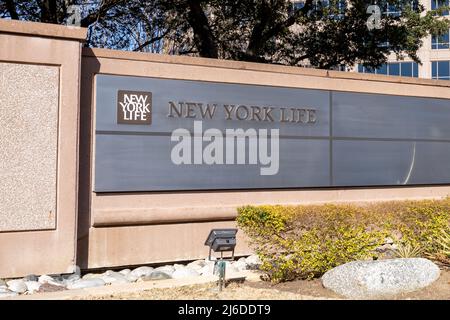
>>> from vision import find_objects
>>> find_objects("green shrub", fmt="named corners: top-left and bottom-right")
top-left (429, 228), bottom-right (450, 265)
top-left (237, 199), bottom-right (450, 282)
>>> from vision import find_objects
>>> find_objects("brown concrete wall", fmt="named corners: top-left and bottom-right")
top-left (78, 48), bottom-right (450, 270)
top-left (0, 20), bottom-right (86, 278)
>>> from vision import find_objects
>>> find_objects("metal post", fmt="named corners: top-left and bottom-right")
top-left (215, 259), bottom-right (226, 291)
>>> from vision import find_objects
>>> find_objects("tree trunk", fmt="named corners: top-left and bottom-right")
top-left (185, 0), bottom-right (218, 58)
top-left (5, 0), bottom-right (19, 19)
top-left (40, 0), bottom-right (58, 23)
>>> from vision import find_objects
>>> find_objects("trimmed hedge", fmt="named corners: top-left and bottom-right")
top-left (236, 199), bottom-right (450, 282)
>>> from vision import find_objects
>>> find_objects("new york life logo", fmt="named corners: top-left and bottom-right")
top-left (117, 90), bottom-right (152, 125)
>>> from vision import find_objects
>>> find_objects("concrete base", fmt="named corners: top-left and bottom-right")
top-left (78, 220), bottom-right (251, 270)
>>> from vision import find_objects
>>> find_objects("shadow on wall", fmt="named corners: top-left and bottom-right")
top-left (77, 51), bottom-right (100, 270)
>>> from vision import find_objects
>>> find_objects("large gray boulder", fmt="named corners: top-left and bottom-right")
top-left (322, 258), bottom-right (441, 299)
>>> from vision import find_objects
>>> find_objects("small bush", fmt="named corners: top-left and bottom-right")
top-left (429, 228), bottom-right (450, 265)
top-left (237, 199), bottom-right (450, 282)
top-left (392, 243), bottom-right (424, 258)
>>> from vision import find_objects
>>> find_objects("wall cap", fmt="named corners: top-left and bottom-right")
top-left (83, 47), bottom-right (450, 88)
top-left (0, 18), bottom-right (87, 41)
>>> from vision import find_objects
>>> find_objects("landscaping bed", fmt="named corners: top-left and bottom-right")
top-left (75, 268), bottom-right (449, 300)
top-left (237, 199), bottom-right (450, 282)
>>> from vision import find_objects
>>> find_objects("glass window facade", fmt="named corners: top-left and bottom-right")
top-left (432, 30), bottom-right (450, 49)
top-left (431, 0), bottom-right (449, 15)
top-left (384, 2), bottom-right (401, 17)
top-left (358, 62), bottom-right (419, 77)
top-left (292, 1), bottom-right (305, 10)
top-left (432, 61), bottom-right (450, 80)
top-left (290, 0), bottom-right (346, 18)
top-left (382, 0), bottom-right (419, 16)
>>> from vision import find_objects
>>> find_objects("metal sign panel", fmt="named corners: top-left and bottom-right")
top-left (94, 74), bottom-right (450, 192)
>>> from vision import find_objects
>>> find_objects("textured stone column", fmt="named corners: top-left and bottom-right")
top-left (0, 20), bottom-right (87, 278)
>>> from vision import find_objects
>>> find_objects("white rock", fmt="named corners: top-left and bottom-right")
top-left (172, 268), bottom-right (200, 279)
top-left (187, 261), bottom-right (205, 271)
top-left (187, 264), bottom-right (203, 272)
top-left (125, 273), bottom-right (139, 282)
top-left (63, 274), bottom-right (81, 284)
top-left (233, 260), bottom-right (248, 271)
top-left (322, 258), bottom-right (441, 299)
top-left (199, 264), bottom-right (215, 276)
top-left (130, 266), bottom-right (154, 278)
top-left (25, 281), bottom-right (41, 294)
top-left (203, 258), bottom-right (217, 268)
top-left (143, 271), bottom-right (172, 281)
top-left (82, 273), bottom-right (100, 280)
top-left (7, 279), bottom-right (27, 294)
top-left (173, 264), bottom-right (185, 270)
top-left (224, 261), bottom-right (239, 273)
top-left (154, 265), bottom-right (175, 276)
top-left (245, 255), bottom-right (262, 269)
top-left (119, 269), bottom-right (131, 276)
top-left (101, 271), bottom-right (130, 285)
top-left (37, 275), bottom-right (65, 287)
top-left (38, 275), bottom-right (53, 284)
top-left (189, 260), bottom-right (206, 267)
top-left (67, 278), bottom-right (106, 290)
top-left (0, 288), bottom-right (18, 298)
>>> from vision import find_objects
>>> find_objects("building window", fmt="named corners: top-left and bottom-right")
top-left (358, 62), bottom-right (419, 77)
top-left (335, 0), bottom-right (347, 19)
top-left (432, 61), bottom-right (450, 80)
top-left (290, 0), bottom-right (346, 18)
top-left (383, 0), bottom-right (419, 17)
top-left (292, 1), bottom-right (305, 10)
top-left (384, 2), bottom-right (402, 17)
top-left (432, 30), bottom-right (450, 49)
top-left (431, 0), bottom-right (449, 15)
